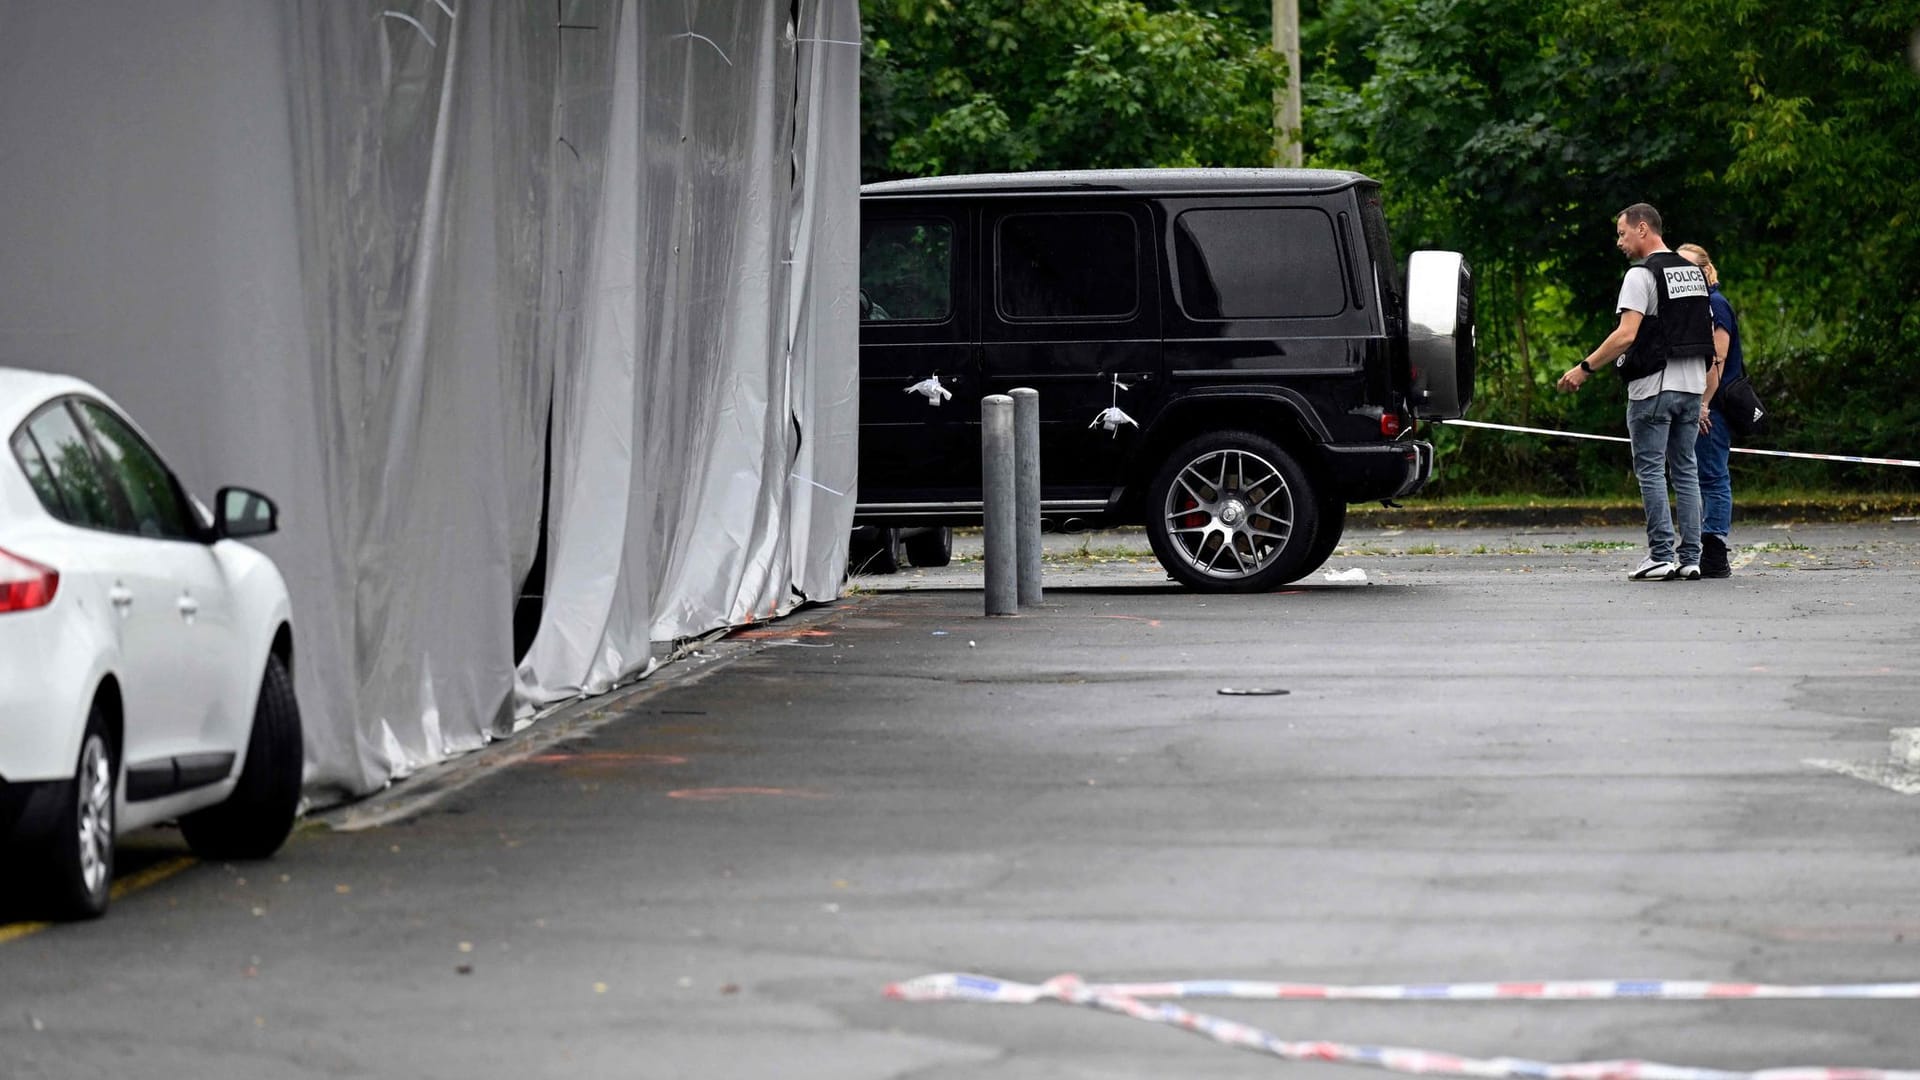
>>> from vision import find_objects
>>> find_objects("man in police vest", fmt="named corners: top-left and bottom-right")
top-left (1557, 203), bottom-right (1715, 580)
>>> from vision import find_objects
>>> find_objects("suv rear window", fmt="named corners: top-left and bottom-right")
top-left (997, 212), bottom-right (1137, 320)
top-left (1173, 207), bottom-right (1346, 319)
top-left (861, 219), bottom-right (952, 322)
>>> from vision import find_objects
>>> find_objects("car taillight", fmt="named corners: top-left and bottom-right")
top-left (1380, 412), bottom-right (1405, 438)
top-left (0, 546), bottom-right (59, 613)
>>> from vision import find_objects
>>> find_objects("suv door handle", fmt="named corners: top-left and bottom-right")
top-left (176, 594), bottom-right (200, 621)
top-left (109, 584), bottom-right (134, 612)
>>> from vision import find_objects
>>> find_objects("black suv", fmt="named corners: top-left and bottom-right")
top-left (855, 168), bottom-right (1473, 591)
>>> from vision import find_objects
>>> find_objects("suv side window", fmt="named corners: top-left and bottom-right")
top-left (997, 212), bottom-right (1137, 320)
top-left (1173, 207), bottom-right (1346, 319)
top-left (20, 402), bottom-right (128, 531)
top-left (74, 401), bottom-right (196, 540)
top-left (1358, 189), bottom-right (1402, 316)
top-left (861, 219), bottom-right (953, 322)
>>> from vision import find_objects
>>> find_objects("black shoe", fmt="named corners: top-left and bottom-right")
top-left (1701, 534), bottom-right (1732, 578)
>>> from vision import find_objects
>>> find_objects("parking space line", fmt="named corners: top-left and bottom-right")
top-left (0, 856), bottom-right (197, 945)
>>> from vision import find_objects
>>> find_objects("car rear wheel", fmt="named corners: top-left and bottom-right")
top-left (1145, 431), bottom-right (1321, 592)
top-left (181, 654), bottom-right (303, 861)
top-left (848, 527), bottom-right (902, 575)
top-left (902, 526), bottom-right (953, 568)
top-left (45, 704), bottom-right (115, 920)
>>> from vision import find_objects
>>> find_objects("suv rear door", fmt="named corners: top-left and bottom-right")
top-left (857, 205), bottom-right (979, 509)
top-left (979, 200), bottom-right (1162, 506)
top-left (1160, 197), bottom-right (1377, 425)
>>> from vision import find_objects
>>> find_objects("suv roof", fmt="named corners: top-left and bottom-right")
top-left (862, 167), bottom-right (1375, 199)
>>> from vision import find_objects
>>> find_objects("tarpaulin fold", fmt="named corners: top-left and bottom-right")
top-left (0, 0), bottom-right (859, 802)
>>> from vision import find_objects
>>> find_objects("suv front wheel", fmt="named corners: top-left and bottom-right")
top-left (1145, 431), bottom-right (1322, 592)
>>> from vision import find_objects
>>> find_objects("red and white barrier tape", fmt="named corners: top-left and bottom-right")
top-left (1441, 419), bottom-right (1920, 469)
top-left (885, 972), bottom-right (1920, 1079)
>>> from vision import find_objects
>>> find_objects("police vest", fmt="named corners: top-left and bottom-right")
top-left (1616, 250), bottom-right (1713, 381)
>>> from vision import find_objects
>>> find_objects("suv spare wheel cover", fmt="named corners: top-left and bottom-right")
top-left (1406, 250), bottom-right (1475, 420)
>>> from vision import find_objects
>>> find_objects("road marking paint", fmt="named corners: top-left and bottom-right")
top-left (1806, 759), bottom-right (1920, 795)
top-left (1806, 727), bottom-right (1920, 795)
top-left (0, 920), bottom-right (49, 944)
top-left (0, 856), bottom-right (197, 944)
top-left (111, 856), bottom-right (197, 897)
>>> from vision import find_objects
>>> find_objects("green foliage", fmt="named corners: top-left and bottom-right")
top-left (861, 0), bottom-right (1286, 178)
top-left (1307, 0), bottom-right (1920, 494)
top-left (860, 0), bottom-right (1920, 494)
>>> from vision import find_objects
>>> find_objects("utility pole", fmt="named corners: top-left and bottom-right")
top-left (1273, 0), bottom-right (1301, 167)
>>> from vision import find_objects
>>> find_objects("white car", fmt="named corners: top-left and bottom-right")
top-left (1, 368), bottom-right (302, 919)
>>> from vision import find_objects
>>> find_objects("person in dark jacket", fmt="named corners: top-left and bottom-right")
top-left (1676, 243), bottom-right (1742, 578)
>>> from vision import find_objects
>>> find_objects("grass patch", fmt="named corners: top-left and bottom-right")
top-left (1545, 539), bottom-right (1638, 552)
top-left (1042, 546), bottom-right (1152, 564)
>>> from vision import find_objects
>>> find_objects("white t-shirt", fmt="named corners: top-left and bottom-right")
top-left (1617, 261), bottom-right (1708, 400)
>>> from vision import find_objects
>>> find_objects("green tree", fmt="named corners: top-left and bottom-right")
top-left (861, 0), bottom-right (1287, 180)
top-left (860, 1), bottom-right (1920, 493)
top-left (1308, 0), bottom-right (1920, 493)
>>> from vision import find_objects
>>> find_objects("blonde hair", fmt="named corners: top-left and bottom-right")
top-left (1676, 243), bottom-right (1719, 287)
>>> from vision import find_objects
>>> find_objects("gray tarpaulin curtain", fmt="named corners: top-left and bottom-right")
top-left (0, 0), bottom-right (859, 803)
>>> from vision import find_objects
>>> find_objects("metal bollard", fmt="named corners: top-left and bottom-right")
top-left (1010, 388), bottom-right (1042, 606)
top-left (981, 394), bottom-right (1017, 616)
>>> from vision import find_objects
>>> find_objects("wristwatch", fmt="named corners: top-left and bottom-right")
top-left (1577, 360), bottom-right (1594, 373)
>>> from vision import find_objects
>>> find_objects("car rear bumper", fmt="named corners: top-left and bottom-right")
top-left (1319, 440), bottom-right (1433, 503)
top-left (0, 775), bottom-right (66, 842)
top-left (0, 610), bottom-right (94, 783)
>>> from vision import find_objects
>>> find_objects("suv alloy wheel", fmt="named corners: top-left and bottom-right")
top-left (1145, 430), bottom-right (1322, 592)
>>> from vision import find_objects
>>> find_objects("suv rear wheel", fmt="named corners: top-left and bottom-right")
top-left (1299, 489), bottom-right (1348, 578)
top-left (1145, 431), bottom-right (1321, 592)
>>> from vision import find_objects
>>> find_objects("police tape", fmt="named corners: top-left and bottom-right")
top-left (1441, 419), bottom-right (1920, 469)
top-left (884, 972), bottom-right (1920, 1079)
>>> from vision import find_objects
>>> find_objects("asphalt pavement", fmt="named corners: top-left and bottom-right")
top-left (3, 522), bottom-right (1919, 1078)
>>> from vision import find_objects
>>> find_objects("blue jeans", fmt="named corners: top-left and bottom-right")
top-left (1696, 407), bottom-right (1733, 537)
top-left (1627, 390), bottom-right (1702, 566)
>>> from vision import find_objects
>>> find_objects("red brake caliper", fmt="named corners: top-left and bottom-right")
top-left (1179, 497), bottom-right (1206, 529)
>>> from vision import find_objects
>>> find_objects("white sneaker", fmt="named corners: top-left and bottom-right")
top-left (1677, 564), bottom-right (1702, 580)
top-left (1630, 558), bottom-right (1678, 580)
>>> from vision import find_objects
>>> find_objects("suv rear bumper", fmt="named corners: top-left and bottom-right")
top-left (1319, 440), bottom-right (1432, 503)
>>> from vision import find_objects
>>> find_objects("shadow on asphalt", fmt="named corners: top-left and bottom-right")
top-left (857, 582), bottom-right (1412, 596)
top-left (0, 827), bottom-right (192, 924)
